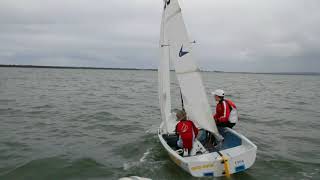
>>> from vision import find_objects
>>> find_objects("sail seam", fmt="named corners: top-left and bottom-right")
top-left (165, 8), bottom-right (181, 22)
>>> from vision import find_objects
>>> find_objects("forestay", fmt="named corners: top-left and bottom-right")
top-left (162, 0), bottom-right (219, 134)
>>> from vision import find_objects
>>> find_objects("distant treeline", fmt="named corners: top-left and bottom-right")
top-left (0, 64), bottom-right (157, 71)
top-left (222, 71), bottom-right (320, 76)
top-left (0, 64), bottom-right (319, 76)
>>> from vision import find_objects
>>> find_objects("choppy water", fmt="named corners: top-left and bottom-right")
top-left (0, 67), bottom-right (319, 180)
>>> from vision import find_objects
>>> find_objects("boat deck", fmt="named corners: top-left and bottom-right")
top-left (162, 128), bottom-right (242, 153)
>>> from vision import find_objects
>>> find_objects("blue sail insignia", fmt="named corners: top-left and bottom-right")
top-left (179, 45), bottom-right (189, 57)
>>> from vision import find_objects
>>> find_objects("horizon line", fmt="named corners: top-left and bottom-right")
top-left (1, 64), bottom-right (319, 75)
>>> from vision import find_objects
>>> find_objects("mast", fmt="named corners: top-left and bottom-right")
top-left (180, 89), bottom-right (185, 112)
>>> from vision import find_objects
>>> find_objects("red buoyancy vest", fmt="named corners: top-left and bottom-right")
top-left (214, 100), bottom-right (231, 124)
top-left (225, 99), bottom-right (237, 109)
top-left (214, 99), bottom-right (238, 124)
top-left (225, 99), bottom-right (239, 123)
top-left (176, 120), bottom-right (198, 150)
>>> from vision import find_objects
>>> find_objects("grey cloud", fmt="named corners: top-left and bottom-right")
top-left (183, 0), bottom-right (320, 72)
top-left (0, 0), bottom-right (319, 72)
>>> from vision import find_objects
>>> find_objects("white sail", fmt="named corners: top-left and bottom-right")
top-left (162, 0), bottom-right (219, 134)
top-left (158, 2), bottom-right (257, 177)
top-left (158, 8), bottom-right (172, 133)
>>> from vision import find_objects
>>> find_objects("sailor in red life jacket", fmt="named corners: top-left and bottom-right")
top-left (175, 110), bottom-right (198, 154)
top-left (211, 89), bottom-right (237, 128)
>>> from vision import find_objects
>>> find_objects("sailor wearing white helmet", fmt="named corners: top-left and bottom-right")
top-left (211, 89), bottom-right (238, 128)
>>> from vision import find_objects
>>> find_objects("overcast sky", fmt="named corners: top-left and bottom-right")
top-left (0, 0), bottom-right (319, 72)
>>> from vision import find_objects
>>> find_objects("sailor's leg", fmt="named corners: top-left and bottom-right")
top-left (197, 129), bottom-right (207, 145)
top-left (177, 136), bottom-right (183, 148)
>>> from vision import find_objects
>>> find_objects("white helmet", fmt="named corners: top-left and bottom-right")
top-left (211, 89), bottom-right (225, 97)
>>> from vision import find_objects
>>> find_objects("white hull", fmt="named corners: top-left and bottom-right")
top-left (158, 124), bottom-right (257, 177)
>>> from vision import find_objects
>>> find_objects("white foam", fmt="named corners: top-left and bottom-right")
top-left (139, 148), bottom-right (151, 162)
top-left (123, 162), bottom-right (140, 170)
top-left (119, 176), bottom-right (152, 180)
top-left (123, 148), bottom-right (152, 170)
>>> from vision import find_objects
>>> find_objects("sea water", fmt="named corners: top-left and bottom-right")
top-left (0, 68), bottom-right (319, 180)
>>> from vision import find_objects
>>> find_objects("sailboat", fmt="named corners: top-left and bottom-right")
top-left (157, 0), bottom-right (257, 177)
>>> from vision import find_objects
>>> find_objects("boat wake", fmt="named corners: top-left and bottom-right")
top-left (139, 148), bottom-right (151, 162)
top-left (119, 176), bottom-right (152, 180)
top-left (123, 147), bottom-right (167, 172)
top-left (123, 148), bottom-right (152, 170)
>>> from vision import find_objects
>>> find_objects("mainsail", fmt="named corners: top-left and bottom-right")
top-left (158, 8), bottom-right (172, 133)
top-left (161, 0), bottom-right (219, 134)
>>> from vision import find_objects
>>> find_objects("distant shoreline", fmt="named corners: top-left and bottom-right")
top-left (1, 64), bottom-right (319, 76)
top-left (0, 64), bottom-right (156, 71)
